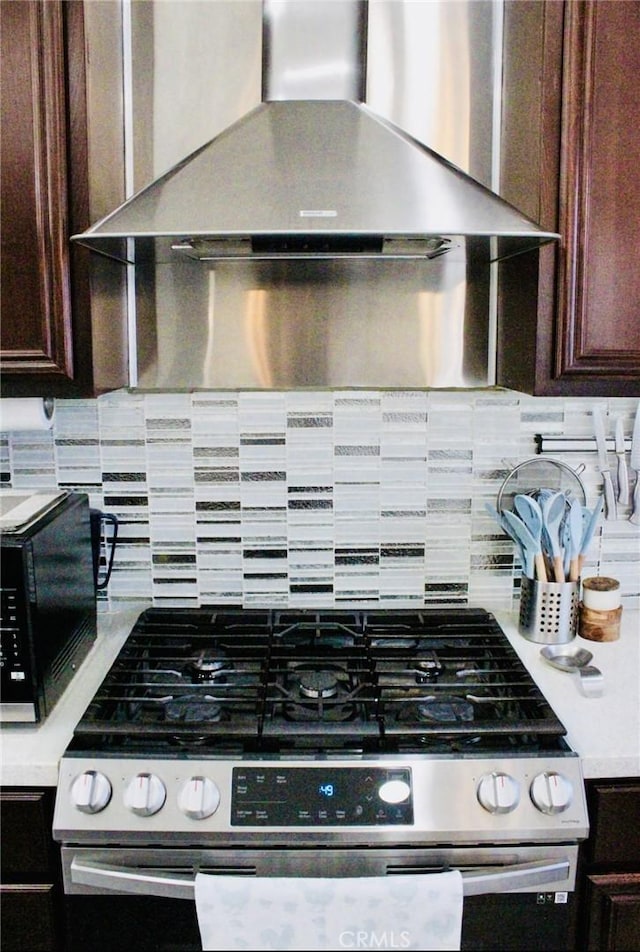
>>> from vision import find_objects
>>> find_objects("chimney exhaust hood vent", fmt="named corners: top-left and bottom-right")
top-left (72, 0), bottom-right (558, 266)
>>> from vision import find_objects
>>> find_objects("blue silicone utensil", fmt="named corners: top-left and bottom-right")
top-left (541, 491), bottom-right (567, 582)
top-left (485, 503), bottom-right (533, 577)
top-left (502, 509), bottom-right (548, 582)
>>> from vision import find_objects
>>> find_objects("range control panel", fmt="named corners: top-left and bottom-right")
top-left (231, 767), bottom-right (413, 826)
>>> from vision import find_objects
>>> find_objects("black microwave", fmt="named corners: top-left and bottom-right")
top-left (0, 491), bottom-right (97, 723)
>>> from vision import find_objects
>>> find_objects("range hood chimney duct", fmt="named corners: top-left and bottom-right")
top-left (72, 0), bottom-right (558, 265)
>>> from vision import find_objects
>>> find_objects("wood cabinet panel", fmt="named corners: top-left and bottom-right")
top-left (0, 884), bottom-right (60, 952)
top-left (586, 782), bottom-right (640, 866)
top-left (500, 0), bottom-right (640, 396)
top-left (0, 0), bottom-right (128, 397)
top-left (556, 0), bottom-right (640, 386)
top-left (577, 779), bottom-right (640, 951)
top-left (584, 873), bottom-right (640, 951)
top-left (0, 790), bottom-right (58, 878)
top-left (0, 788), bottom-right (63, 951)
top-left (0, 0), bottom-right (72, 378)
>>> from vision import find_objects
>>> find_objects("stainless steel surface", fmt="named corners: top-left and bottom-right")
top-left (577, 666), bottom-right (604, 698)
top-left (540, 646), bottom-right (593, 672)
top-left (70, 0), bottom-right (558, 391)
top-left (66, 853), bottom-right (571, 900)
top-left (615, 417), bottom-right (629, 505)
top-left (518, 577), bottom-right (579, 645)
top-left (53, 603), bottom-right (588, 942)
top-left (75, 94), bottom-right (553, 259)
top-left (61, 843), bottom-right (579, 897)
top-left (539, 646), bottom-right (603, 697)
top-left (72, 1), bottom-right (556, 263)
top-left (630, 404), bottom-right (640, 524)
top-left (53, 754), bottom-right (589, 847)
top-left (593, 407), bottom-right (617, 520)
top-left (263, 0), bottom-right (364, 102)
top-left (135, 253), bottom-right (493, 389)
top-left (496, 458), bottom-right (587, 513)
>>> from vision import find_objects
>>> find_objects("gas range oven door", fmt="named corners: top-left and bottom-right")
top-left (61, 844), bottom-right (579, 952)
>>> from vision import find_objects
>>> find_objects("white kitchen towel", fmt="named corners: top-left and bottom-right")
top-left (194, 871), bottom-right (463, 951)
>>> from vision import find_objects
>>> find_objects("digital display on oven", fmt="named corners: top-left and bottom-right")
top-left (231, 767), bottom-right (413, 826)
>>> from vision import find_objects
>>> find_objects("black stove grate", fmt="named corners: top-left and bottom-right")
top-left (68, 607), bottom-right (568, 756)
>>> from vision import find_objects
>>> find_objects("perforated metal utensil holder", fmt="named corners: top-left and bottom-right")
top-left (519, 576), bottom-right (580, 644)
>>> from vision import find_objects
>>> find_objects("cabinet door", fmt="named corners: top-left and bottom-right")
top-left (578, 780), bottom-right (640, 951)
top-left (0, 0), bottom-right (128, 397)
top-left (500, 0), bottom-right (640, 396)
top-left (0, 789), bottom-right (63, 951)
top-left (0, 789), bottom-right (58, 878)
top-left (586, 781), bottom-right (640, 866)
top-left (0, 0), bottom-right (73, 382)
top-left (584, 873), bottom-right (640, 951)
top-left (555, 0), bottom-right (640, 392)
top-left (0, 884), bottom-right (60, 952)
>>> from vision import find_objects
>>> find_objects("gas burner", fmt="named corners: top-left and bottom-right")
top-left (412, 651), bottom-right (444, 684)
top-left (298, 668), bottom-right (339, 699)
top-left (68, 606), bottom-right (570, 756)
top-left (187, 650), bottom-right (233, 683)
top-left (416, 695), bottom-right (475, 724)
top-left (277, 662), bottom-right (361, 723)
top-left (164, 694), bottom-right (223, 723)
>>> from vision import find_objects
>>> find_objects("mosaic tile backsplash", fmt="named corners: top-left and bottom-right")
top-left (1, 390), bottom-right (638, 613)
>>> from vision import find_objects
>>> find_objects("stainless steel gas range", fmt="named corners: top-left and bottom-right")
top-left (53, 607), bottom-right (589, 951)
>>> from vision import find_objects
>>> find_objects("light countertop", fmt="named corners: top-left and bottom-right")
top-left (495, 608), bottom-right (639, 781)
top-left (1, 604), bottom-right (638, 788)
top-left (0, 604), bottom-right (146, 787)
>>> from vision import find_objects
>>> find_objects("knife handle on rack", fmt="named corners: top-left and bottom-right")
top-left (617, 455), bottom-right (629, 506)
top-left (630, 474), bottom-right (640, 526)
top-left (602, 470), bottom-right (617, 520)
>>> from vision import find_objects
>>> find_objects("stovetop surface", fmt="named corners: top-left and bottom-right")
top-left (68, 607), bottom-right (569, 758)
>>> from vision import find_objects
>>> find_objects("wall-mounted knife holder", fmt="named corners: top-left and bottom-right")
top-left (535, 435), bottom-right (632, 454)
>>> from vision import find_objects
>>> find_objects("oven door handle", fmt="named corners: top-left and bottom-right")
top-left (459, 858), bottom-right (569, 896)
top-left (70, 856), bottom-right (570, 900)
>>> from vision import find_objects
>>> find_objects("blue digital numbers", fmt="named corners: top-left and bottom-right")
top-left (318, 783), bottom-right (335, 798)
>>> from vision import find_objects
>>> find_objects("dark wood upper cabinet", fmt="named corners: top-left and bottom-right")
top-left (0, 0), bottom-right (127, 398)
top-left (2, 0), bottom-right (637, 398)
top-left (499, 0), bottom-right (640, 396)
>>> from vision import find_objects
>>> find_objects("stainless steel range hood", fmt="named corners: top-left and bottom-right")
top-left (72, 0), bottom-right (557, 266)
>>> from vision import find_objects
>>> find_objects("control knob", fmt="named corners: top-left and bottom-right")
top-left (530, 771), bottom-right (573, 814)
top-left (71, 770), bottom-right (112, 814)
top-left (124, 772), bottom-right (166, 817)
top-left (178, 776), bottom-right (221, 820)
top-left (477, 771), bottom-right (520, 814)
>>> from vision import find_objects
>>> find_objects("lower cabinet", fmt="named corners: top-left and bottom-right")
top-left (576, 779), bottom-right (640, 951)
top-left (0, 788), bottom-right (64, 952)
